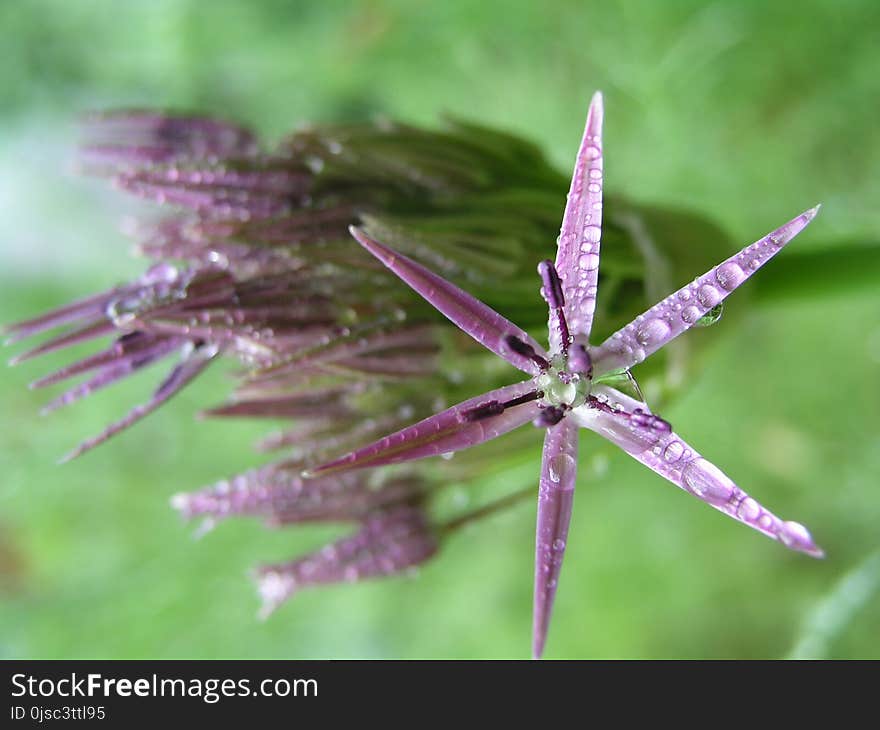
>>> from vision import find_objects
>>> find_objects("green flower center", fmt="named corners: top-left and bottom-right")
top-left (537, 356), bottom-right (591, 409)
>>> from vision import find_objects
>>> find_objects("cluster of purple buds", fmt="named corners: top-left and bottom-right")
top-left (8, 108), bottom-right (597, 620)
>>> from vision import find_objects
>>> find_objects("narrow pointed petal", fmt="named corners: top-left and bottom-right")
top-left (552, 91), bottom-right (604, 348)
top-left (571, 385), bottom-right (823, 557)
top-left (171, 466), bottom-right (424, 528)
top-left (255, 506), bottom-right (438, 617)
top-left (80, 111), bottom-right (258, 165)
top-left (4, 289), bottom-right (118, 344)
top-left (307, 380), bottom-right (541, 476)
top-left (40, 337), bottom-right (183, 414)
top-left (533, 419), bottom-right (579, 659)
top-left (28, 332), bottom-right (162, 389)
top-left (201, 385), bottom-right (355, 420)
top-left (9, 320), bottom-right (115, 365)
top-left (349, 226), bottom-right (548, 375)
top-left (591, 207), bottom-right (820, 376)
top-left (59, 343), bottom-right (218, 462)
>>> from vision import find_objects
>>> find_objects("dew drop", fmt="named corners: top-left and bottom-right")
top-left (585, 145), bottom-right (601, 160)
top-left (635, 318), bottom-right (671, 347)
top-left (142, 262), bottom-right (179, 284)
top-left (663, 441), bottom-right (684, 463)
top-left (583, 225), bottom-right (602, 243)
top-left (695, 302), bottom-right (724, 327)
top-left (780, 520), bottom-right (814, 549)
top-left (716, 262), bottom-right (745, 291)
top-left (588, 183), bottom-right (601, 193)
top-left (682, 459), bottom-right (734, 505)
top-left (697, 284), bottom-right (721, 308)
top-left (548, 453), bottom-right (576, 485)
top-left (589, 168), bottom-right (602, 180)
top-left (552, 538), bottom-right (566, 552)
top-left (579, 253), bottom-right (600, 270)
top-left (736, 497), bottom-right (761, 522)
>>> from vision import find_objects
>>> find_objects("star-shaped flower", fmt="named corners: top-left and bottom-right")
top-left (306, 92), bottom-right (823, 658)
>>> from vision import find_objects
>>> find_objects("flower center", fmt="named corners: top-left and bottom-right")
top-left (537, 355), bottom-right (591, 409)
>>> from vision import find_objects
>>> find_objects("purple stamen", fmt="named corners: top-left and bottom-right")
top-left (504, 334), bottom-right (550, 371)
top-left (630, 408), bottom-right (672, 433)
top-left (538, 260), bottom-right (571, 353)
top-left (462, 400), bottom-right (506, 421)
top-left (588, 397), bottom-right (671, 433)
top-left (462, 389), bottom-right (542, 422)
top-left (587, 394), bottom-right (617, 415)
top-left (533, 406), bottom-right (566, 427)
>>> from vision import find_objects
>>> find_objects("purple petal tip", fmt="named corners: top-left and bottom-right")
top-left (350, 225), bottom-right (393, 266)
top-left (785, 205), bottom-right (821, 239)
top-left (588, 91), bottom-right (604, 123)
top-left (780, 520), bottom-right (825, 559)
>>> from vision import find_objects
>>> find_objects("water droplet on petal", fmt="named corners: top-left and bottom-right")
top-left (635, 319), bottom-right (671, 347)
top-left (696, 302), bottom-right (724, 327)
top-left (579, 253), bottom-right (600, 270)
top-left (736, 497), bottom-right (761, 522)
top-left (716, 262), bottom-right (745, 291)
top-left (682, 458), bottom-right (734, 505)
top-left (552, 538), bottom-right (566, 552)
top-left (548, 453), bottom-right (576, 486)
top-left (681, 305), bottom-right (701, 324)
top-left (583, 225), bottom-right (602, 243)
top-left (697, 284), bottom-right (721, 308)
top-left (780, 520), bottom-right (815, 549)
top-left (663, 441), bottom-right (684, 463)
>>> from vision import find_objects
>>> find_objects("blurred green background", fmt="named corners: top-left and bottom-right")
top-left (1, 0), bottom-right (878, 659)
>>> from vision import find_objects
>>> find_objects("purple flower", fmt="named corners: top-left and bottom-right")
top-left (307, 92), bottom-right (824, 658)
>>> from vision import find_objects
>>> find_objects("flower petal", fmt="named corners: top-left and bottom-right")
top-left (349, 226), bottom-right (549, 375)
top-left (571, 385), bottom-right (823, 557)
top-left (590, 207), bottom-right (820, 376)
top-left (171, 465), bottom-right (424, 528)
top-left (533, 418), bottom-right (579, 659)
top-left (39, 336), bottom-right (184, 415)
top-left (59, 342), bottom-right (219, 462)
top-left (552, 91), bottom-right (604, 347)
top-left (255, 505), bottom-right (438, 618)
top-left (306, 380), bottom-right (541, 476)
